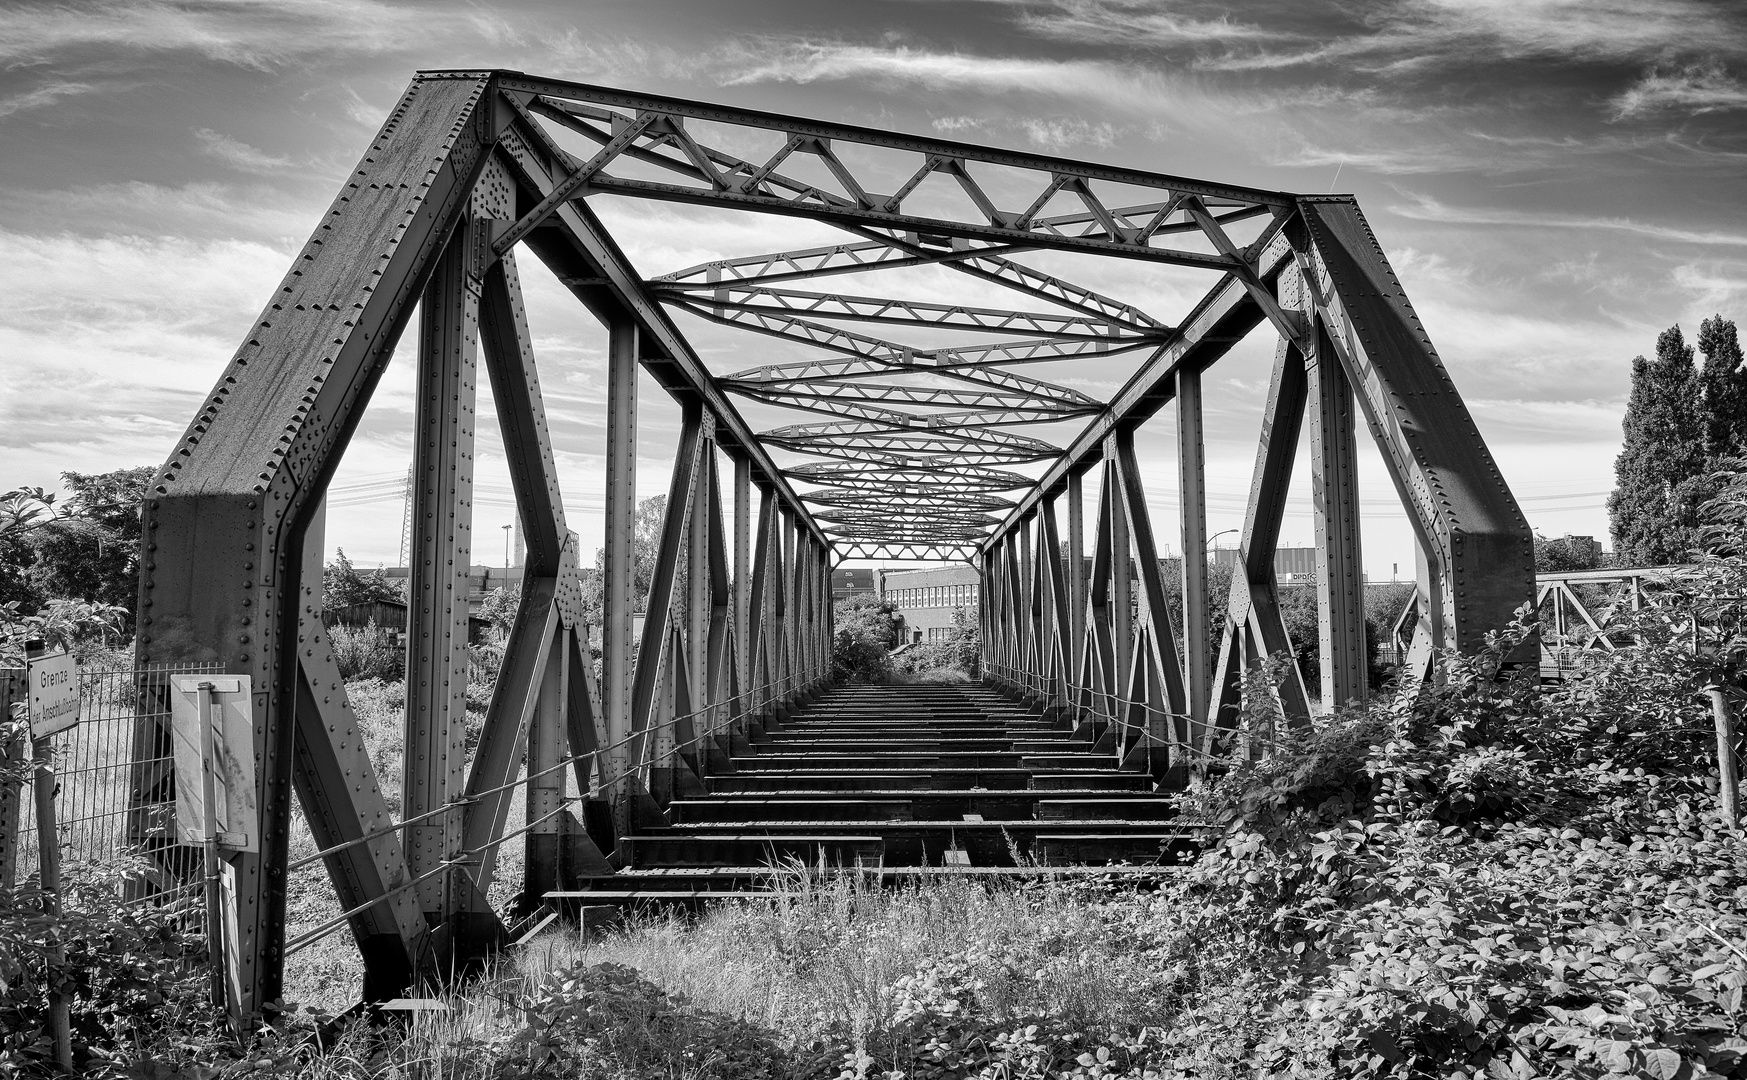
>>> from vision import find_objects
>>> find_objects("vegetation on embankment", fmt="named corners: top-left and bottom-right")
top-left (6, 595), bottom-right (1744, 1077)
top-left (2, 471), bottom-right (1745, 1078)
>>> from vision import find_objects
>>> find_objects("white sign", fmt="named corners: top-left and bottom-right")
top-left (169, 676), bottom-right (259, 853)
top-left (27, 652), bottom-right (79, 738)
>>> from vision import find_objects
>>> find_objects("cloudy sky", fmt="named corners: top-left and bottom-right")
top-left (3, 0), bottom-right (1744, 578)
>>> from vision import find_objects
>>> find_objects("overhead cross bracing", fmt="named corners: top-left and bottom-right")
top-left (494, 76), bottom-right (1301, 562)
top-left (137, 69), bottom-right (1533, 1019)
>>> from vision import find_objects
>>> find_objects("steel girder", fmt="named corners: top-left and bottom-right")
top-left (981, 210), bottom-right (1532, 771)
top-left (139, 69), bottom-right (1531, 1016)
top-left (476, 73), bottom-right (1307, 543)
top-left (135, 71), bottom-right (833, 1018)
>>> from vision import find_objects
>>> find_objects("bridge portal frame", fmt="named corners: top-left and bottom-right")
top-left (134, 69), bottom-right (1531, 1017)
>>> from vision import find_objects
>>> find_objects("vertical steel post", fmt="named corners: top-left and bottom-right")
top-left (1177, 368), bottom-right (1211, 734)
top-left (1307, 315), bottom-right (1367, 707)
top-left (1105, 441), bottom-right (1132, 727)
top-left (524, 627), bottom-right (568, 897)
top-left (782, 509), bottom-right (798, 703)
top-left (687, 425), bottom-right (713, 754)
top-left (1066, 471), bottom-right (1086, 715)
top-left (1018, 513), bottom-right (1034, 693)
top-left (404, 219), bottom-right (480, 925)
top-left (733, 457), bottom-right (751, 727)
top-left (977, 549), bottom-right (992, 678)
top-left (601, 316), bottom-right (639, 839)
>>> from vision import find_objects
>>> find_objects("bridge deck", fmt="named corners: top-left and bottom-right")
top-left (549, 683), bottom-right (1206, 905)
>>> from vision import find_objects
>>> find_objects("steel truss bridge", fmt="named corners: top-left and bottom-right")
top-left (134, 70), bottom-right (1533, 1014)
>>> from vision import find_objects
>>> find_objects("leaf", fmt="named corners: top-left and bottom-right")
top-left (1643, 1048), bottom-right (1683, 1080)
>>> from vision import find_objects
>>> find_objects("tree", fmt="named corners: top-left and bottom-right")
top-left (476, 586), bottom-right (517, 639)
top-left (0, 467), bottom-right (154, 627)
top-left (1159, 558), bottom-right (1235, 673)
top-left (583, 494), bottom-right (676, 627)
top-left (0, 488), bottom-right (57, 615)
top-left (322, 549), bottom-right (405, 610)
top-left (25, 467), bottom-right (155, 615)
top-left (831, 594), bottom-right (906, 683)
top-left (1609, 325), bottom-right (1708, 564)
top-left (1698, 315), bottom-right (1747, 459)
top-left (1534, 534), bottom-right (1605, 572)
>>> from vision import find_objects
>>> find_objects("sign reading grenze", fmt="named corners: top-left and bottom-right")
top-left (27, 652), bottom-right (79, 738)
top-left (169, 677), bottom-right (259, 853)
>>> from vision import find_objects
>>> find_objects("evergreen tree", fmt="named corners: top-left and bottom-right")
top-left (1698, 315), bottom-right (1747, 459)
top-left (1608, 326), bottom-right (1707, 564)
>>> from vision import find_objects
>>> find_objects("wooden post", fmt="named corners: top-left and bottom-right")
top-left (0, 669), bottom-right (22, 890)
top-left (194, 681), bottom-right (231, 1018)
top-left (26, 640), bottom-right (73, 1074)
top-left (1708, 681), bottom-right (1740, 829)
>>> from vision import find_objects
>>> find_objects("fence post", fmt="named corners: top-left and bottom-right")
top-left (1708, 681), bottom-right (1740, 830)
top-left (26, 640), bottom-right (74, 1073)
top-left (0, 669), bottom-right (22, 889)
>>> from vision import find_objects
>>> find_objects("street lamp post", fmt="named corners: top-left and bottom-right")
top-left (503, 524), bottom-right (512, 568)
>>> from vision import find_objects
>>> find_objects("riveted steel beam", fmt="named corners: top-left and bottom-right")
top-left (1294, 198), bottom-right (1532, 657)
top-left (492, 100), bottom-right (831, 553)
top-left (980, 227), bottom-right (1294, 548)
top-left (487, 72), bottom-right (1290, 269)
top-left (660, 283), bottom-right (1158, 340)
top-left (138, 73), bottom-right (503, 1015)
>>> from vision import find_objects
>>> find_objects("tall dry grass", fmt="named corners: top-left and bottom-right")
top-left (281, 867), bottom-right (1188, 1078)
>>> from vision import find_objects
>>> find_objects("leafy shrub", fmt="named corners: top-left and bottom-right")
top-left (833, 595), bottom-right (905, 684)
top-left (502, 961), bottom-right (789, 1079)
top-left (327, 621), bottom-right (401, 682)
top-left (0, 598), bottom-right (127, 666)
top-left (0, 868), bottom-right (218, 1077)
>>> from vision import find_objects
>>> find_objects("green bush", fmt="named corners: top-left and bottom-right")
top-left (833, 595), bottom-right (905, 684)
top-left (0, 865), bottom-right (217, 1077)
top-left (504, 961), bottom-right (789, 1078)
top-left (327, 621), bottom-right (401, 682)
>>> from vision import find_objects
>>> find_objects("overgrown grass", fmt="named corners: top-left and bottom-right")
top-left (258, 868), bottom-right (1209, 1079)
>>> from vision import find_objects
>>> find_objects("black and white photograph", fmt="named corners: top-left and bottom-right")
top-left (1, 2), bottom-right (1744, 1076)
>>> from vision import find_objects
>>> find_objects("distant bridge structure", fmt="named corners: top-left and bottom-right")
top-left (133, 70), bottom-right (1533, 1015)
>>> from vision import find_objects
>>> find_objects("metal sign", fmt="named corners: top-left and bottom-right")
top-left (27, 651), bottom-right (78, 738)
top-left (169, 676), bottom-right (259, 853)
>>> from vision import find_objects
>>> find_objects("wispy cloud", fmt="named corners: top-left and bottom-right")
top-left (1181, 0), bottom-right (1747, 73)
top-left (1392, 194), bottom-right (1747, 248)
top-left (194, 128), bottom-right (292, 173)
top-left (0, 230), bottom-right (290, 476)
top-left (0, 179), bottom-right (319, 242)
top-left (1611, 61), bottom-right (1747, 120)
top-left (1016, 116), bottom-right (1121, 151)
top-left (930, 116), bottom-right (986, 134)
top-left (0, 80), bottom-right (95, 118)
top-left (0, 0), bottom-right (452, 70)
top-left (1018, 0), bottom-right (1289, 47)
top-left (718, 40), bottom-right (1183, 110)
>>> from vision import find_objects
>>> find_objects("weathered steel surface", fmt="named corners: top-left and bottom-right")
top-left (138, 74), bottom-right (498, 1014)
top-left (140, 72), bottom-right (1531, 1017)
